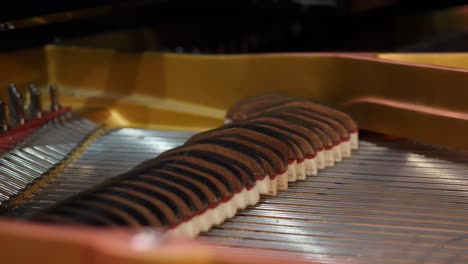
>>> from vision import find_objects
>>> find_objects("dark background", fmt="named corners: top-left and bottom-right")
top-left (1, 0), bottom-right (468, 52)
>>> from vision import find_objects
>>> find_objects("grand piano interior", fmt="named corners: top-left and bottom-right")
top-left (2, 1), bottom-right (468, 264)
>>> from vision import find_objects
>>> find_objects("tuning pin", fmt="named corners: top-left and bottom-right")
top-left (28, 84), bottom-right (42, 119)
top-left (8, 84), bottom-right (25, 128)
top-left (0, 101), bottom-right (8, 133)
top-left (49, 85), bottom-right (61, 112)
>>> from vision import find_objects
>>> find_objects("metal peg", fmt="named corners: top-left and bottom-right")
top-left (8, 84), bottom-right (25, 128)
top-left (0, 100), bottom-right (8, 133)
top-left (28, 84), bottom-right (42, 118)
top-left (49, 85), bottom-right (61, 112)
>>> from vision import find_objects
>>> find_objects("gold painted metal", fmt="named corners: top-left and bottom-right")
top-left (2, 45), bottom-right (468, 149)
top-left (379, 53), bottom-right (468, 68)
top-left (0, 48), bottom-right (47, 96)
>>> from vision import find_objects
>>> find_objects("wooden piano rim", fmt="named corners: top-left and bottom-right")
top-left (0, 219), bottom-right (315, 264)
top-left (2, 46), bottom-right (468, 150)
